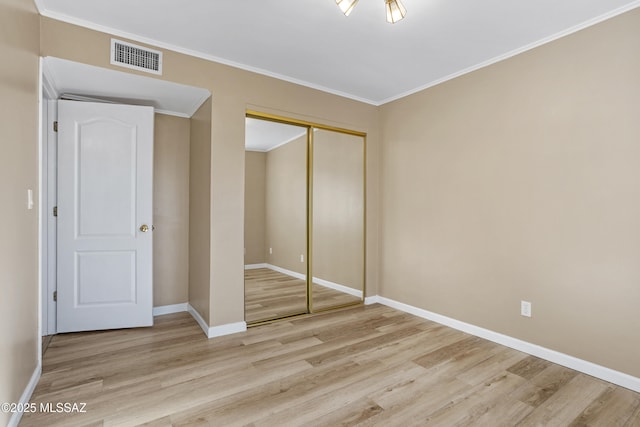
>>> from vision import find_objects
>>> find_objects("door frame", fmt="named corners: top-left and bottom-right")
top-left (39, 95), bottom-right (158, 335)
top-left (41, 65), bottom-right (58, 336)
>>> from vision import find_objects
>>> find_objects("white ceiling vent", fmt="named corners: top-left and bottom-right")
top-left (110, 39), bottom-right (162, 75)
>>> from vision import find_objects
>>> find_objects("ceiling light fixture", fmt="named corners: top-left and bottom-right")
top-left (336, 0), bottom-right (359, 16)
top-left (336, 0), bottom-right (406, 23)
top-left (385, 0), bottom-right (407, 24)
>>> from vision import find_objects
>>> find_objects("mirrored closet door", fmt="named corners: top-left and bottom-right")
top-left (244, 113), bottom-right (365, 325)
top-left (310, 129), bottom-right (365, 312)
top-left (244, 116), bottom-right (308, 324)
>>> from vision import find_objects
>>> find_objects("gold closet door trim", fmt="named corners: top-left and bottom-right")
top-left (245, 110), bottom-right (366, 326)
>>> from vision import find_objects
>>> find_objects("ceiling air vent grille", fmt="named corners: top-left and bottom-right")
top-left (110, 39), bottom-right (162, 75)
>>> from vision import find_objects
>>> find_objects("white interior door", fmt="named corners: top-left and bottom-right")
top-left (57, 100), bottom-right (154, 333)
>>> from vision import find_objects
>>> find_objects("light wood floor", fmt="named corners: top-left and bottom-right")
top-left (22, 304), bottom-right (640, 426)
top-left (245, 268), bottom-right (361, 323)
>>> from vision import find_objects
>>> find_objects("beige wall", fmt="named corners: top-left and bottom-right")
top-left (379, 9), bottom-right (640, 377)
top-left (265, 136), bottom-right (307, 275)
top-left (154, 113), bottom-right (190, 306)
top-left (39, 17), bottom-right (381, 327)
top-left (189, 99), bottom-right (212, 323)
top-left (244, 151), bottom-right (266, 265)
top-left (313, 130), bottom-right (364, 291)
top-left (0, 0), bottom-right (40, 424)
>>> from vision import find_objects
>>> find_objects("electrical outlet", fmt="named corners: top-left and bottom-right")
top-left (300, 254), bottom-right (304, 262)
top-left (269, 247), bottom-right (272, 255)
top-left (521, 300), bottom-right (532, 317)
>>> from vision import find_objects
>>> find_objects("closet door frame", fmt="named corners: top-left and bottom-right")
top-left (245, 110), bottom-right (366, 326)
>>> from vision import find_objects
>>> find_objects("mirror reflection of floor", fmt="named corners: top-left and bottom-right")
top-left (245, 268), bottom-right (361, 324)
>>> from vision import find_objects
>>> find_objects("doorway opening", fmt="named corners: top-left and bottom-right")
top-left (40, 56), bottom-right (211, 336)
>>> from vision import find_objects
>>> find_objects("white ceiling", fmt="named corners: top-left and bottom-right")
top-left (36, 0), bottom-right (640, 105)
top-left (43, 57), bottom-right (211, 118)
top-left (245, 118), bottom-right (307, 152)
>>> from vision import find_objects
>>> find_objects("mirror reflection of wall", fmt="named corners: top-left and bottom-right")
top-left (311, 129), bottom-right (364, 311)
top-left (244, 117), bottom-right (308, 324)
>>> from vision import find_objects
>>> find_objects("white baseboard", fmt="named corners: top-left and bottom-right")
top-left (208, 321), bottom-right (247, 338)
top-left (8, 363), bottom-right (41, 427)
top-left (364, 295), bottom-right (380, 305)
top-left (187, 304), bottom-right (247, 339)
top-left (244, 263), bottom-right (267, 270)
top-left (187, 303), bottom-right (210, 336)
top-left (264, 264), bottom-right (363, 298)
top-left (266, 264), bottom-right (306, 281)
top-left (375, 296), bottom-right (640, 393)
top-left (312, 277), bottom-right (363, 298)
top-left (153, 303), bottom-right (188, 316)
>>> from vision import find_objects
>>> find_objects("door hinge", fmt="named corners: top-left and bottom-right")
top-left (53, 291), bottom-right (57, 302)
top-left (53, 206), bottom-right (57, 217)
top-left (53, 121), bottom-right (58, 132)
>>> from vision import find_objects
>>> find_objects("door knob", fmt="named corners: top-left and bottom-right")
top-left (140, 224), bottom-right (149, 232)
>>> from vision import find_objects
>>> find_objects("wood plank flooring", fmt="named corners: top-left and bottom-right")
top-left (22, 304), bottom-right (640, 426)
top-left (244, 268), bottom-right (361, 323)
top-left (245, 268), bottom-right (307, 322)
